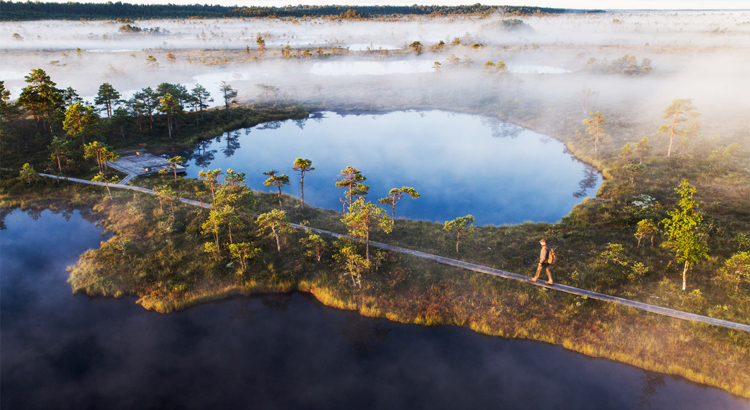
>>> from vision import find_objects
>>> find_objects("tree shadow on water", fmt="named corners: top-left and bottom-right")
top-left (336, 314), bottom-right (391, 355)
top-left (636, 373), bottom-right (666, 408)
top-left (261, 293), bottom-right (294, 312)
top-left (573, 165), bottom-right (599, 198)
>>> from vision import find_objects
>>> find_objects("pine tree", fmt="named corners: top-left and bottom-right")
top-left (94, 82), bottom-right (121, 118)
top-left (658, 99), bottom-right (699, 157)
top-left (342, 198), bottom-right (392, 260)
top-left (378, 187), bottom-right (420, 223)
top-left (444, 215), bottom-right (475, 253)
top-left (582, 111), bottom-right (606, 154)
top-left (661, 180), bottom-right (709, 291)
top-left (292, 158), bottom-right (314, 208)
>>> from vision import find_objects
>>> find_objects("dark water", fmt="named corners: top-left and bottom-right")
top-left (2, 210), bottom-right (747, 410)
top-left (181, 111), bottom-right (601, 226)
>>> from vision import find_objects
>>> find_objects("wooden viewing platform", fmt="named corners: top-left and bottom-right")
top-left (108, 152), bottom-right (186, 178)
top-left (32, 171), bottom-right (750, 333)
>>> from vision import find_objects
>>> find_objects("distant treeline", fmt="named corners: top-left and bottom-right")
top-left (0, 1), bottom-right (604, 21)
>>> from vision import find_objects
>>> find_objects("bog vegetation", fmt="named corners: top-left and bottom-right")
top-left (2, 54), bottom-right (749, 399)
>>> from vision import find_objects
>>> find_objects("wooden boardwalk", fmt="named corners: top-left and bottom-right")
top-left (35, 172), bottom-right (750, 333)
top-left (118, 174), bottom-right (137, 185)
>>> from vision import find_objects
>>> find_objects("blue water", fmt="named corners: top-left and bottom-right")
top-left (2, 209), bottom-right (747, 409)
top-left (181, 111), bottom-right (601, 226)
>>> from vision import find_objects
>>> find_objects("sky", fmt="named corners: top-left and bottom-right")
top-left (23, 0), bottom-right (750, 10)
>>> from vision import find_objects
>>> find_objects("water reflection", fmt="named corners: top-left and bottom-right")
top-left (261, 293), bottom-right (294, 312)
top-left (182, 111), bottom-right (602, 225)
top-left (2, 210), bottom-right (747, 409)
top-left (219, 131), bottom-right (242, 158)
top-left (257, 121), bottom-right (283, 130)
top-left (0, 207), bottom-right (12, 230)
top-left (573, 165), bottom-right (600, 199)
top-left (482, 117), bottom-right (525, 139)
top-left (337, 314), bottom-right (391, 355)
top-left (637, 374), bottom-right (667, 408)
top-left (193, 140), bottom-right (217, 168)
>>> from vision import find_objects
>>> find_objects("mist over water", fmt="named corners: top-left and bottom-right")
top-left (2, 10), bottom-right (749, 133)
top-left (2, 210), bottom-right (748, 410)
top-left (2, 11), bottom-right (750, 406)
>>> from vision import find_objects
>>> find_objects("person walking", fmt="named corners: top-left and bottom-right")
top-left (530, 238), bottom-right (553, 285)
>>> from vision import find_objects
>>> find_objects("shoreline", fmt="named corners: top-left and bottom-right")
top-left (3, 103), bottom-right (750, 399)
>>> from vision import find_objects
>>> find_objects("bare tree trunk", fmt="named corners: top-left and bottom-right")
top-left (300, 175), bottom-right (305, 208)
top-left (668, 112), bottom-right (679, 157)
top-left (391, 197), bottom-right (396, 223)
top-left (737, 269), bottom-right (743, 291)
top-left (366, 230), bottom-right (370, 261)
top-left (272, 226), bottom-right (280, 251)
top-left (682, 261), bottom-right (689, 291)
top-left (668, 132), bottom-right (675, 157)
top-left (456, 232), bottom-right (460, 253)
top-left (228, 224), bottom-right (233, 244)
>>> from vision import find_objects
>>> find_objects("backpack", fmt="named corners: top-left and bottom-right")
top-left (546, 247), bottom-right (557, 265)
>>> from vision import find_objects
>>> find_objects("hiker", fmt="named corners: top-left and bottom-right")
top-left (530, 238), bottom-right (554, 285)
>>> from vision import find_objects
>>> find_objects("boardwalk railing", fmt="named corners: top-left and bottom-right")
top-left (32, 172), bottom-right (750, 333)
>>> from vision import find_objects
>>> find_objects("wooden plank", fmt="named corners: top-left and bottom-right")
top-left (292, 228), bottom-right (750, 332)
top-left (35, 172), bottom-right (750, 333)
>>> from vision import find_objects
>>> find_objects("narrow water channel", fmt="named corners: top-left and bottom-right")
top-left (1, 209), bottom-right (746, 409)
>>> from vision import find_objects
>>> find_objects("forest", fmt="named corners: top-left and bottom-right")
top-left (0, 1), bottom-right (598, 21)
